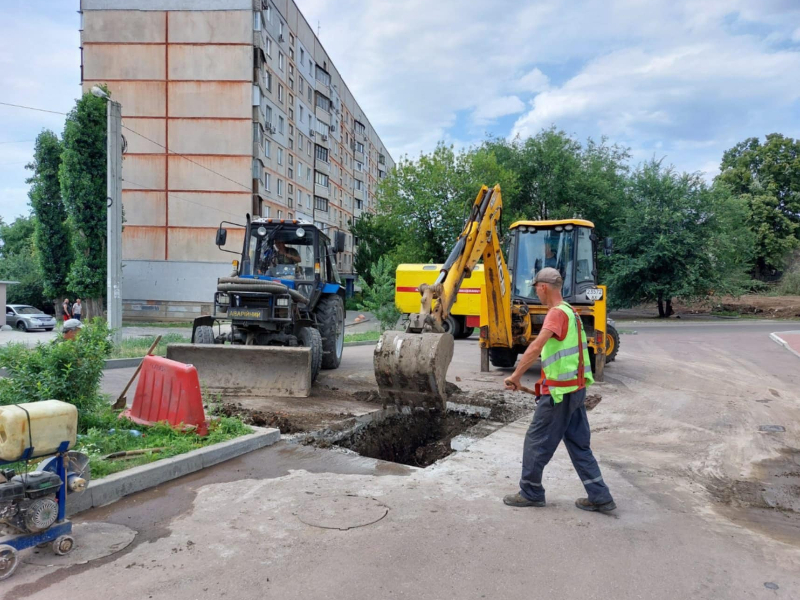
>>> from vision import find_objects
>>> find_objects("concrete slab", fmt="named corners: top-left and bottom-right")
top-left (770, 330), bottom-right (800, 359)
top-left (66, 426), bottom-right (280, 515)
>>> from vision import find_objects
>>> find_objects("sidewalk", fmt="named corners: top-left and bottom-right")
top-left (770, 330), bottom-right (800, 359)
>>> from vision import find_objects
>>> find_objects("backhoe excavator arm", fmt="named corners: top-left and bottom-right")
top-left (407, 185), bottom-right (513, 348)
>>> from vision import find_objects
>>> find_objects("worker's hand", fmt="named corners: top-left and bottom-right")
top-left (504, 376), bottom-right (521, 391)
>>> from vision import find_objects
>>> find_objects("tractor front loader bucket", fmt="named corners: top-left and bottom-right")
top-left (166, 344), bottom-right (312, 398)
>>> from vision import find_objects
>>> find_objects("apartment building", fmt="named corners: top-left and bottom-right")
top-left (80, 0), bottom-right (394, 320)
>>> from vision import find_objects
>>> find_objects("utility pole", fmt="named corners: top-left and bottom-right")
top-left (106, 98), bottom-right (123, 345)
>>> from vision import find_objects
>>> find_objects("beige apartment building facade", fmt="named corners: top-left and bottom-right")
top-left (80, 0), bottom-right (393, 319)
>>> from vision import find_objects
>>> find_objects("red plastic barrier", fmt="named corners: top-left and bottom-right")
top-left (121, 355), bottom-right (208, 436)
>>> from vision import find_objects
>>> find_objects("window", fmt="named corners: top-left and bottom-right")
top-left (266, 38), bottom-right (271, 57)
top-left (265, 173), bottom-right (271, 191)
top-left (315, 171), bottom-right (329, 187)
top-left (288, 182), bottom-right (293, 194)
top-left (297, 163), bottom-right (302, 179)
top-left (355, 161), bottom-right (363, 172)
top-left (279, 52), bottom-right (284, 71)
top-left (278, 116), bottom-right (284, 134)
top-left (355, 179), bottom-right (363, 191)
top-left (315, 65), bottom-right (331, 86)
top-left (315, 92), bottom-right (331, 112)
top-left (277, 148), bottom-right (283, 165)
top-left (298, 135), bottom-right (303, 151)
top-left (277, 179), bottom-right (283, 196)
top-left (315, 196), bottom-right (329, 212)
top-left (265, 103), bottom-right (272, 123)
top-left (299, 78), bottom-right (304, 95)
top-left (279, 21), bottom-right (284, 37)
top-left (278, 84), bottom-right (284, 103)
top-left (289, 64), bottom-right (294, 78)
top-left (288, 168), bottom-right (293, 180)
top-left (300, 48), bottom-right (305, 65)
top-left (289, 108), bottom-right (293, 120)
top-left (307, 142), bottom-right (311, 158)
top-left (307, 86), bottom-right (312, 103)
top-left (356, 141), bottom-right (364, 154)
top-left (266, 71), bottom-right (272, 92)
top-left (265, 139), bottom-right (271, 157)
top-left (356, 198), bottom-right (362, 210)
top-left (265, 5), bottom-right (271, 22)
top-left (277, 209), bottom-right (283, 219)
top-left (254, 12), bottom-right (262, 31)
top-left (288, 154), bottom-right (293, 166)
top-left (315, 145), bottom-right (328, 163)
top-left (354, 120), bottom-right (365, 135)
top-left (315, 120), bottom-right (328, 136)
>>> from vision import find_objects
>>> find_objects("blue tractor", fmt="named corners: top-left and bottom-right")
top-left (191, 215), bottom-right (346, 382)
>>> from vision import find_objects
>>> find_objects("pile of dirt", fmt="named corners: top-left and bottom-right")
top-left (658, 295), bottom-right (800, 319)
top-left (216, 403), bottom-right (355, 434)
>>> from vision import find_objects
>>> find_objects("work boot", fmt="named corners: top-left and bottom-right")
top-left (575, 498), bottom-right (616, 512)
top-left (503, 493), bottom-right (546, 508)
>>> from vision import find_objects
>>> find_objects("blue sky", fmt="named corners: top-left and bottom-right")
top-left (2, 0), bottom-right (800, 224)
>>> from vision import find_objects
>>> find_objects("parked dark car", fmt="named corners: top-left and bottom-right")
top-left (5, 305), bottom-right (57, 332)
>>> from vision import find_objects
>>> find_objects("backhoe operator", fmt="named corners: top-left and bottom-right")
top-left (502, 267), bottom-right (616, 513)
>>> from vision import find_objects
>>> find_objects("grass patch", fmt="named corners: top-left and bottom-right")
top-left (344, 330), bottom-right (381, 343)
top-left (122, 321), bottom-right (193, 329)
top-left (111, 333), bottom-right (190, 359)
top-left (76, 407), bottom-right (251, 478)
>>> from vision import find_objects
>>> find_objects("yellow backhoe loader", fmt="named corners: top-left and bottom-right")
top-left (374, 184), bottom-right (614, 409)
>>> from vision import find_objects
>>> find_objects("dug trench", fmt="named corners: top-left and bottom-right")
top-left (215, 383), bottom-right (598, 469)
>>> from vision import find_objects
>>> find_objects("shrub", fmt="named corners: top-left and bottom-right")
top-left (776, 268), bottom-right (800, 295)
top-left (357, 256), bottom-right (400, 331)
top-left (0, 318), bottom-right (113, 422)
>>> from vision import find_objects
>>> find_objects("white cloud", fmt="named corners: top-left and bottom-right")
top-left (472, 96), bottom-right (525, 125)
top-left (512, 68), bottom-right (550, 94)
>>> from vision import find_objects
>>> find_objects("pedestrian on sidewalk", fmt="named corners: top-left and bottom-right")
top-left (72, 298), bottom-right (82, 321)
top-left (502, 267), bottom-right (615, 513)
top-left (62, 298), bottom-right (72, 323)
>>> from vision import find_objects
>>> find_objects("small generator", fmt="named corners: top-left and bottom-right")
top-left (0, 401), bottom-right (90, 580)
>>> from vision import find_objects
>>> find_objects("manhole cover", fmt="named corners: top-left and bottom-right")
top-left (759, 425), bottom-right (786, 433)
top-left (296, 495), bottom-right (388, 530)
top-left (24, 522), bottom-right (136, 567)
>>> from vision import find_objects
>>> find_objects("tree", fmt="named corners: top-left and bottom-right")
top-left (0, 216), bottom-right (47, 308)
top-left (606, 160), bottom-right (753, 317)
top-left (371, 143), bottom-right (518, 267)
top-left (60, 90), bottom-right (108, 318)
top-left (717, 134), bottom-right (800, 275)
top-left (357, 256), bottom-right (400, 331)
top-left (483, 128), bottom-right (629, 238)
top-left (351, 213), bottom-right (403, 287)
top-left (26, 129), bottom-right (72, 309)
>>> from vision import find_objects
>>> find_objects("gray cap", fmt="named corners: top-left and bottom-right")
top-left (533, 267), bottom-right (563, 285)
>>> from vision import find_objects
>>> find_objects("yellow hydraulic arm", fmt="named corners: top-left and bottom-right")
top-left (406, 185), bottom-right (513, 348)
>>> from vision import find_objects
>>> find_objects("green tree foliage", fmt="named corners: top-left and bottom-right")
top-left (0, 319), bottom-right (112, 420)
top-left (26, 129), bottom-right (72, 302)
top-left (60, 90), bottom-right (108, 316)
top-left (0, 216), bottom-right (47, 308)
top-left (484, 128), bottom-right (630, 236)
top-left (351, 213), bottom-right (403, 287)
top-left (372, 143), bottom-right (518, 265)
top-left (606, 160), bottom-right (753, 316)
top-left (717, 134), bottom-right (800, 274)
top-left (357, 256), bottom-right (401, 331)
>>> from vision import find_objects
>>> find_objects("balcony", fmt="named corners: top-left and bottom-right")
top-left (354, 149), bottom-right (365, 163)
top-left (253, 68), bottom-right (267, 94)
top-left (315, 105), bottom-right (331, 125)
top-left (314, 183), bottom-right (330, 198)
top-left (253, 28), bottom-right (268, 53)
top-left (315, 159), bottom-right (331, 175)
top-left (353, 187), bottom-right (364, 201)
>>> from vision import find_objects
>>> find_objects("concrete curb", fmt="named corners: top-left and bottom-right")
top-left (769, 331), bottom-right (800, 360)
top-left (66, 426), bottom-right (280, 516)
top-left (343, 340), bottom-right (379, 347)
top-left (104, 357), bottom-right (143, 369)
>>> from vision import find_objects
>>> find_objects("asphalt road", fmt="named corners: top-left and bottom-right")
top-left (8, 319), bottom-right (800, 598)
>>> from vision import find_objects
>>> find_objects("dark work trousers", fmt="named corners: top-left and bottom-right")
top-left (519, 387), bottom-right (613, 504)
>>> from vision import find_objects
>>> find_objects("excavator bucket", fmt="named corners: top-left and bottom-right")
top-left (373, 331), bottom-right (454, 410)
top-left (166, 344), bottom-right (312, 398)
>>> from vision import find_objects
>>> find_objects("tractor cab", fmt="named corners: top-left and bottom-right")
top-left (507, 219), bottom-right (600, 306)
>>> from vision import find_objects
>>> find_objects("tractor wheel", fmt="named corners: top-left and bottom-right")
top-left (606, 324), bottom-right (620, 362)
top-left (195, 325), bottom-right (215, 344)
top-left (489, 347), bottom-right (518, 368)
top-left (441, 315), bottom-right (461, 337)
top-left (298, 326), bottom-right (323, 382)
top-left (316, 295), bottom-right (344, 370)
top-left (0, 545), bottom-right (18, 581)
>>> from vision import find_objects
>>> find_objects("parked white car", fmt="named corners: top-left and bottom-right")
top-left (5, 305), bottom-right (57, 332)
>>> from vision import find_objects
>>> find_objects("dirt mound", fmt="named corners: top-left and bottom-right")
top-left (217, 403), bottom-right (355, 434)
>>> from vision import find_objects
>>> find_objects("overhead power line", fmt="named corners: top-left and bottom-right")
top-left (0, 101), bottom-right (67, 116)
top-left (123, 178), bottom-right (246, 221)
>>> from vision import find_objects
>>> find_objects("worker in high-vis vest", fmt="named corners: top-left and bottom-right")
top-left (503, 267), bottom-right (616, 512)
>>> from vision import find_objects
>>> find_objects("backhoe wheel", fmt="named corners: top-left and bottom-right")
top-left (457, 326), bottom-right (475, 340)
top-left (442, 315), bottom-right (461, 338)
top-left (489, 348), bottom-right (518, 368)
top-left (298, 326), bottom-right (323, 382)
top-left (605, 324), bottom-right (620, 363)
top-left (0, 545), bottom-right (18, 580)
top-left (316, 295), bottom-right (344, 370)
top-left (194, 325), bottom-right (215, 344)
